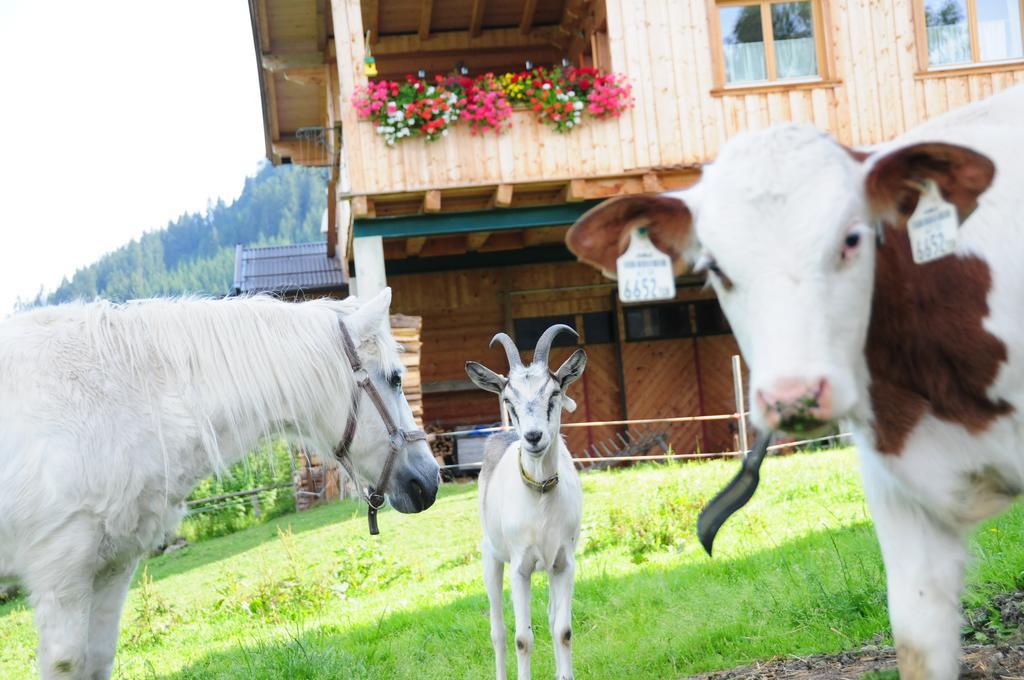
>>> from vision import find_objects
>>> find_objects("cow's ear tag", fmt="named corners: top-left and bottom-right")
top-left (616, 227), bottom-right (676, 303)
top-left (907, 179), bottom-right (958, 264)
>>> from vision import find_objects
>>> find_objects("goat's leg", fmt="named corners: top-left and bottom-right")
top-left (84, 557), bottom-right (139, 680)
top-left (548, 554), bottom-right (575, 680)
top-left (510, 558), bottom-right (534, 680)
top-left (862, 454), bottom-right (965, 680)
top-left (483, 550), bottom-right (508, 680)
top-left (25, 517), bottom-right (102, 680)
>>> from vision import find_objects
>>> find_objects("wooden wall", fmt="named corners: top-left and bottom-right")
top-left (329, 0), bottom-right (1024, 196)
top-left (389, 259), bottom-right (745, 458)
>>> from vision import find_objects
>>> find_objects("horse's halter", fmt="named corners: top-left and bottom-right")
top-left (332, 319), bottom-right (427, 535)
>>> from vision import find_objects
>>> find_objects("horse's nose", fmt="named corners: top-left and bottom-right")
top-left (409, 475), bottom-right (437, 511)
top-left (756, 377), bottom-right (832, 429)
top-left (523, 430), bottom-right (543, 446)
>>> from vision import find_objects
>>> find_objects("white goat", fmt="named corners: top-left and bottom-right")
top-left (466, 325), bottom-right (586, 680)
top-left (0, 288), bottom-right (439, 680)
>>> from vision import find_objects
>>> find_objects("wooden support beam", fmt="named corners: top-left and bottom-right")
top-left (480, 231), bottom-right (525, 252)
top-left (421, 235), bottom-right (469, 258)
top-left (327, 169), bottom-right (338, 258)
top-left (256, 0), bottom-right (271, 50)
top-left (423, 190), bottom-right (442, 213)
top-left (282, 67), bottom-right (327, 86)
top-left (493, 184), bottom-right (514, 207)
top-left (374, 27), bottom-right (556, 55)
top-left (262, 52), bottom-right (324, 72)
top-left (521, 0), bottom-right (539, 35)
top-left (406, 236), bottom-right (428, 257)
top-left (469, 0), bottom-right (486, 37)
top-left (419, 0), bottom-right (433, 41)
top-left (467, 232), bottom-right (491, 251)
top-left (352, 196), bottom-right (375, 218)
top-left (265, 75), bottom-right (280, 143)
top-left (366, 0), bottom-right (380, 44)
top-left (316, 0), bottom-right (328, 52)
top-left (563, 179), bottom-right (588, 202)
top-left (642, 172), bottom-right (666, 193)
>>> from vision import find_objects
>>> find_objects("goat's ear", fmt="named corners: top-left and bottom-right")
top-left (555, 349), bottom-right (587, 389)
top-left (863, 142), bottom-right (995, 229)
top-left (345, 287), bottom-right (393, 343)
top-left (566, 190), bottom-right (696, 278)
top-left (465, 361), bottom-right (505, 394)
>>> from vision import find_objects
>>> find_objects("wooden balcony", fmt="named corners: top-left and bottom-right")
top-left (343, 109), bottom-right (700, 218)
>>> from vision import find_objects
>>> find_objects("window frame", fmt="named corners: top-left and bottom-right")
top-left (912, 0), bottom-right (1024, 72)
top-left (708, 0), bottom-right (833, 91)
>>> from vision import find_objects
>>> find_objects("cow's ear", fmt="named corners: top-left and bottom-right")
top-left (565, 191), bottom-right (695, 278)
top-left (863, 142), bottom-right (995, 229)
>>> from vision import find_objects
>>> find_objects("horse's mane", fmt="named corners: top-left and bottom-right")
top-left (14, 295), bottom-right (395, 474)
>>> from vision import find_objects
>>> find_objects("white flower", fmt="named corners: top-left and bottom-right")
top-left (568, 91), bottom-right (575, 97)
top-left (426, 86), bottom-right (436, 95)
top-left (542, 83), bottom-right (551, 90)
top-left (442, 129), bottom-right (449, 136)
top-left (573, 101), bottom-right (584, 110)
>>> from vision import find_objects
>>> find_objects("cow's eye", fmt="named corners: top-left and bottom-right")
top-left (705, 258), bottom-right (734, 290)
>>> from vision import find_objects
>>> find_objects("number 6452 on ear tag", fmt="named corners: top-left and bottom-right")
top-left (616, 228), bottom-right (677, 303)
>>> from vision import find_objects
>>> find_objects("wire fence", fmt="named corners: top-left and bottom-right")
top-left (186, 482), bottom-right (293, 516)
top-left (435, 424), bottom-right (852, 471)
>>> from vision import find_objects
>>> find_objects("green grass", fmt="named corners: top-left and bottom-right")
top-left (3, 448), bottom-right (1024, 679)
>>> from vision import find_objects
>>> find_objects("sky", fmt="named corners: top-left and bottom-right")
top-left (0, 0), bottom-right (267, 315)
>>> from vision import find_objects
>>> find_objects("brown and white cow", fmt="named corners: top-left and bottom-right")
top-left (566, 85), bottom-right (1024, 680)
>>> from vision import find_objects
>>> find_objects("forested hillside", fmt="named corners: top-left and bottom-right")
top-left (39, 164), bottom-right (327, 305)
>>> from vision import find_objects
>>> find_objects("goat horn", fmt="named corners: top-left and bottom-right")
top-left (489, 332), bottom-right (522, 370)
top-left (532, 324), bottom-right (578, 368)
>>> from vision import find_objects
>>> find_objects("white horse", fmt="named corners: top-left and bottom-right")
top-left (0, 288), bottom-right (439, 680)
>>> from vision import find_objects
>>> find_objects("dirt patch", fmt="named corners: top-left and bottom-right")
top-left (688, 644), bottom-right (1024, 679)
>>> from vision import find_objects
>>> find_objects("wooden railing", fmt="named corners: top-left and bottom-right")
top-left (344, 109), bottom-right (646, 197)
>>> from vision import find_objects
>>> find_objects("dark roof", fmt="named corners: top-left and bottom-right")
top-left (233, 242), bottom-right (348, 296)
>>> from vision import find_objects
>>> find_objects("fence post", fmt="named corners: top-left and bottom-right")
top-left (731, 355), bottom-right (749, 453)
top-left (500, 397), bottom-right (509, 428)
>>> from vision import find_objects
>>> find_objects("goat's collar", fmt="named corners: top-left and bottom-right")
top-left (518, 447), bottom-right (559, 493)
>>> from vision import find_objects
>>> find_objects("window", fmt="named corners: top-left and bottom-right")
top-left (921, 0), bottom-right (1024, 67)
top-left (624, 304), bottom-right (692, 342)
top-left (623, 300), bottom-right (733, 341)
top-left (693, 300), bottom-right (732, 337)
top-left (582, 311), bottom-right (616, 344)
top-left (714, 0), bottom-right (825, 86)
top-left (513, 315), bottom-right (578, 351)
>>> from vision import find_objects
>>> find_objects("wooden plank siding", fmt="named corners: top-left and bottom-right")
top-left (388, 259), bottom-right (744, 457)
top-left (328, 0), bottom-right (1024, 197)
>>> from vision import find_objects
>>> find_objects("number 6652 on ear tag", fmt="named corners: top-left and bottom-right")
top-left (616, 228), bottom-right (677, 303)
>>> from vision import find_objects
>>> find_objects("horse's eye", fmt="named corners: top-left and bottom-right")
top-left (389, 373), bottom-right (403, 389)
top-left (841, 231), bottom-right (862, 262)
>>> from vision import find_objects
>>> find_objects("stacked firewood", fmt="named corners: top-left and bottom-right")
top-left (293, 449), bottom-right (357, 511)
top-left (426, 423), bottom-right (453, 464)
top-left (390, 314), bottom-right (423, 428)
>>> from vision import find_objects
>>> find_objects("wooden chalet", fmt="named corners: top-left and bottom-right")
top-left (247, 0), bottom-right (1024, 460)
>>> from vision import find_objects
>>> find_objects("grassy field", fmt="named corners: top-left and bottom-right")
top-left (3, 448), bottom-right (1024, 679)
